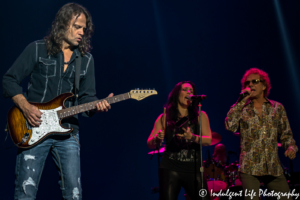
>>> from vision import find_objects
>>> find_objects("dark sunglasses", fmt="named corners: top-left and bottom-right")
top-left (244, 79), bottom-right (263, 86)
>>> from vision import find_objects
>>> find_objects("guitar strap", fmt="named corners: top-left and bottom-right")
top-left (74, 54), bottom-right (81, 105)
top-left (73, 54), bottom-right (82, 147)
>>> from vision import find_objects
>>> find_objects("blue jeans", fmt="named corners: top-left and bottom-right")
top-left (14, 133), bottom-right (82, 200)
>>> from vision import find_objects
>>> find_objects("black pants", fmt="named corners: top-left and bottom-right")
top-left (240, 173), bottom-right (290, 200)
top-left (159, 168), bottom-right (210, 200)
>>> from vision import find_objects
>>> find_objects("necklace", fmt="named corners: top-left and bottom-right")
top-left (64, 60), bottom-right (70, 65)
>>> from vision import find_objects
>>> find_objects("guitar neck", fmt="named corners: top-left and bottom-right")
top-left (57, 93), bottom-right (131, 119)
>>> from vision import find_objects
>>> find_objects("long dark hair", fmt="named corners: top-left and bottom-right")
top-left (166, 81), bottom-right (199, 133)
top-left (44, 3), bottom-right (94, 56)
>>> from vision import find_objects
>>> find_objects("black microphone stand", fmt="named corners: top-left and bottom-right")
top-left (193, 97), bottom-right (206, 199)
top-left (198, 101), bottom-right (204, 196)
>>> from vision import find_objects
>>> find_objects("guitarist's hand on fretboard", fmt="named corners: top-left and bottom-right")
top-left (96, 93), bottom-right (114, 112)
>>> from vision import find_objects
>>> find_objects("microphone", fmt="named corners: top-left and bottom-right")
top-left (239, 91), bottom-right (249, 98)
top-left (187, 95), bottom-right (207, 101)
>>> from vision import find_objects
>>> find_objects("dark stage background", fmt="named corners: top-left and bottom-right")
top-left (1, 1), bottom-right (300, 199)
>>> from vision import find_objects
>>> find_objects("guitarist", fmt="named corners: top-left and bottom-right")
top-left (2, 3), bottom-right (112, 199)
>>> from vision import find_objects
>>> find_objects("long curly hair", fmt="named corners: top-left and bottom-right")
top-left (166, 81), bottom-right (199, 133)
top-left (241, 68), bottom-right (271, 97)
top-left (44, 3), bottom-right (94, 56)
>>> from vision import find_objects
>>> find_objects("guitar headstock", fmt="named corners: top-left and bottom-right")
top-left (130, 89), bottom-right (157, 101)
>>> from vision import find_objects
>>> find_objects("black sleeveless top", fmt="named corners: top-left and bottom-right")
top-left (159, 118), bottom-right (201, 173)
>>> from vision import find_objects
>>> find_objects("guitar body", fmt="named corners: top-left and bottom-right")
top-left (6, 89), bottom-right (158, 149)
top-left (7, 93), bottom-right (74, 148)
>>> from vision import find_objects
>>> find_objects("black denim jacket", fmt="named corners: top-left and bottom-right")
top-left (3, 40), bottom-right (98, 133)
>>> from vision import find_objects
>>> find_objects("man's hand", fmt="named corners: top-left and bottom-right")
top-left (22, 104), bottom-right (43, 127)
top-left (96, 93), bottom-right (114, 112)
top-left (240, 87), bottom-right (254, 101)
top-left (12, 94), bottom-right (42, 127)
top-left (285, 149), bottom-right (296, 160)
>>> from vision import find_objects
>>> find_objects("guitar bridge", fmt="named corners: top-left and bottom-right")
top-left (17, 132), bottom-right (30, 145)
top-left (22, 132), bottom-right (30, 143)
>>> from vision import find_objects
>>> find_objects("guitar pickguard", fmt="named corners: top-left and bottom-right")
top-left (28, 106), bottom-right (71, 145)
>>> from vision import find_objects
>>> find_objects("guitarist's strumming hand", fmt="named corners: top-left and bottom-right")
top-left (23, 104), bottom-right (43, 127)
top-left (12, 94), bottom-right (43, 127)
top-left (96, 93), bottom-right (114, 112)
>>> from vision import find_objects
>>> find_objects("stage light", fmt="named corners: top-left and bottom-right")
top-left (273, 0), bottom-right (300, 113)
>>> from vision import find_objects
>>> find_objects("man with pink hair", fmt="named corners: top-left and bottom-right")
top-left (225, 68), bottom-right (297, 200)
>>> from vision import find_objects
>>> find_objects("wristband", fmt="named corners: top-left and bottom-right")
top-left (190, 134), bottom-right (196, 143)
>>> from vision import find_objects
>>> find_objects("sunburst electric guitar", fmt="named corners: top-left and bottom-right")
top-left (7, 89), bottom-right (157, 148)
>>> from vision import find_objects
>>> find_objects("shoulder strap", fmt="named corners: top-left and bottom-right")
top-left (75, 55), bottom-right (82, 102)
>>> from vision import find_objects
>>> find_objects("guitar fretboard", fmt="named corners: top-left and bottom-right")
top-left (57, 93), bottom-right (130, 119)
